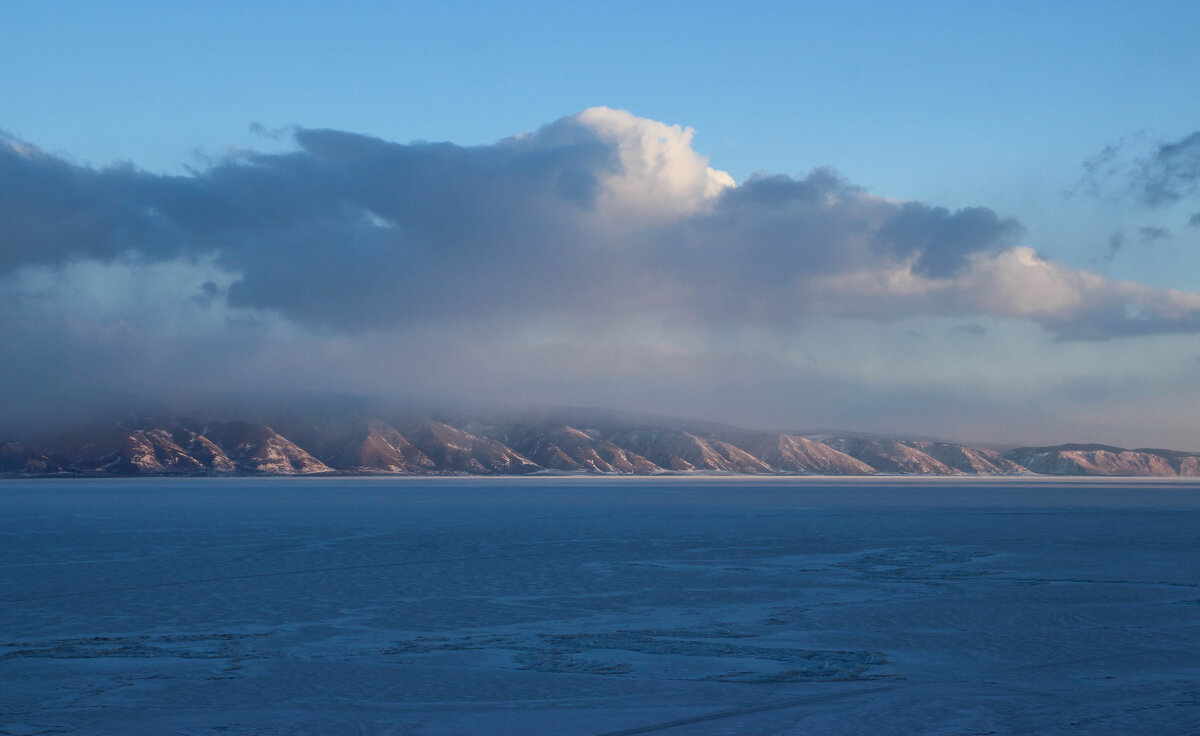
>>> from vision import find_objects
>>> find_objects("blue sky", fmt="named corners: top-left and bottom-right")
top-left (4, 1), bottom-right (1200, 445)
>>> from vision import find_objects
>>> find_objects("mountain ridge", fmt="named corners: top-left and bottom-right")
top-left (4, 411), bottom-right (1199, 478)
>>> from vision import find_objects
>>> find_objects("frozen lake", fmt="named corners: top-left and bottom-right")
top-left (2, 477), bottom-right (1198, 735)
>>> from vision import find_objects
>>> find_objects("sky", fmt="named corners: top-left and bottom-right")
top-left (4, 1), bottom-right (1200, 447)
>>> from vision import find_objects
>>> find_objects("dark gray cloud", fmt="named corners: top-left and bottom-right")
top-left (1080, 130), bottom-right (1200, 207)
top-left (951, 323), bottom-right (987, 337)
top-left (1105, 230), bottom-right (1125, 260)
top-left (0, 132), bottom-right (186, 270)
top-left (1138, 226), bottom-right (1171, 244)
top-left (0, 124), bottom-right (620, 330)
top-left (1103, 226), bottom-right (1171, 261)
top-left (874, 203), bottom-right (1021, 278)
top-left (1139, 132), bottom-right (1200, 206)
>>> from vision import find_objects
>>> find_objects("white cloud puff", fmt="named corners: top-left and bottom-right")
top-left (571, 106), bottom-right (734, 219)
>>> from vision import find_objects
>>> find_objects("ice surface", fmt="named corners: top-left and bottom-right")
top-left (1, 477), bottom-right (1198, 734)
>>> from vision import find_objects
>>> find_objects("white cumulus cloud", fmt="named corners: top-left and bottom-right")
top-left (570, 106), bottom-right (735, 219)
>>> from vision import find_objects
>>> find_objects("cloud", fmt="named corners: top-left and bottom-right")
top-left (1138, 225), bottom-right (1171, 244)
top-left (1080, 130), bottom-right (1200, 207)
top-left (951, 323), bottom-right (987, 337)
top-left (4, 108), bottom-right (1200, 344)
top-left (1105, 230), bottom-right (1125, 260)
top-left (6, 109), bottom-right (1200, 433)
top-left (873, 202), bottom-right (1022, 278)
top-left (957, 247), bottom-right (1200, 339)
top-left (557, 107), bottom-right (735, 219)
top-left (1140, 131), bottom-right (1200, 206)
top-left (1189, 212), bottom-right (1200, 227)
top-left (1103, 226), bottom-right (1170, 260)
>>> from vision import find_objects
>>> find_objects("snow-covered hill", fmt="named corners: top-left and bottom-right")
top-left (4, 414), bottom-right (1197, 477)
